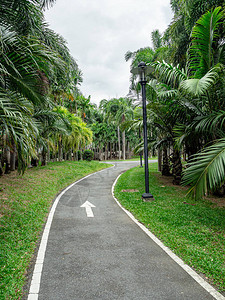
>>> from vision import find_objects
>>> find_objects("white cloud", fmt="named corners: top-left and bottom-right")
top-left (45, 0), bottom-right (172, 105)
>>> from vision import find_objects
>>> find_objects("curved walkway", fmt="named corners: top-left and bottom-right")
top-left (27, 161), bottom-right (223, 300)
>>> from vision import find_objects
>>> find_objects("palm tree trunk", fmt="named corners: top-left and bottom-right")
top-left (110, 142), bottom-right (112, 159)
top-left (162, 147), bottom-right (170, 176)
top-left (10, 140), bottom-right (16, 171)
top-left (0, 149), bottom-right (4, 176)
top-left (99, 146), bottom-right (102, 161)
top-left (172, 148), bottom-right (182, 185)
top-left (69, 149), bottom-right (72, 161)
top-left (158, 149), bottom-right (162, 172)
top-left (47, 146), bottom-right (50, 162)
top-left (4, 146), bottom-right (11, 174)
top-left (0, 161), bottom-right (3, 176)
top-left (113, 142), bottom-right (115, 159)
top-left (105, 143), bottom-right (108, 160)
top-left (117, 126), bottom-right (121, 160)
top-left (122, 130), bottom-right (126, 160)
top-left (31, 157), bottom-right (38, 167)
top-left (127, 141), bottom-right (131, 159)
top-left (58, 139), bottom-right (62, 161)
top-left (41, 149), bottom-right (47, 166)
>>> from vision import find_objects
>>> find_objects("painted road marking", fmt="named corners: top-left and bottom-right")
top-left (80, 201), bottom-right (96, 217)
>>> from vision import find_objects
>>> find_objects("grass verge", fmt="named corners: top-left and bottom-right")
top-left (0, 160), bottom-right (111, 299)
top-left (114, 163), bottom-right (225, 293)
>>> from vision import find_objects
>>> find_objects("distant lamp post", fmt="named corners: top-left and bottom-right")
top-left (132, 62), bottom-right (154, 201)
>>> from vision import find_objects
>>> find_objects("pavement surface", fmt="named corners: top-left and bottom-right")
top-left (33, 161), bottom-right (219, 299)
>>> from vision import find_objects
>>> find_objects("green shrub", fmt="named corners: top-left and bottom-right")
top-left (83, 150), bottom-right (94, 161)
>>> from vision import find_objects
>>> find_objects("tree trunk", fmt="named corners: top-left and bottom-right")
top-left (0, 149), bottom-right (4, 175)
top-left (105, 143), bottom-right (108, 160)
top-left (0, 161), bottom-right (4, 176)
top-left (213, 184), bottom-right (225, 196)
top-left (110, 142), bottom-right (112, 159)
top-left (41, 149), bottom-right (47, 166)
top-left (117, 126), bottom-right (121, 160)
top-left (158, 149), bottom-right (162, 172)
top-left (127, 141), bottom-right (131, 159)
top-left (4, 146), bottom-right (11, 174)
top-left (122, 130), bottom-right (126, 160)
top-left (41, 151), bottom-right (47, 166)
top-left (162, 147), bottom-right (170, 176)
top-left (113, 142), bottom-right (115, 159)
top-left (31, 157), bottom-right (38, 167)
top-left (172, 148), bottom-right (182, 185)
top-left (58, 139), bottom-right (62, 161)
top-left (10, 140), bottom-right (16, 171)
top-left (99, 144), bottom-right (102, 161)
top-left (94, 147), bottom-right (97, 160)
top-left (47, 146), bottom-right (50, 162)
top-left (69, 149), bottom-right (73, 161)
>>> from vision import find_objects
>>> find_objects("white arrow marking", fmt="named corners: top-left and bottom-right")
top-left (80, 201), bottom-right (96, 217)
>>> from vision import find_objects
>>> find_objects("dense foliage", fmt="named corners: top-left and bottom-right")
top-left (0, 0), bottom-right (92, 175)
top-left (83, 149), bottom-right (94, 161)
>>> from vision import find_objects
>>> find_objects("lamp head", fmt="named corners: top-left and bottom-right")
top-left (131, 61), bottom-right (153, 83)
top-left (138, 61), bottom-right (146, 82)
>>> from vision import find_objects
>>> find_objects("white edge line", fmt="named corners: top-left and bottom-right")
top-left (27, 164), bottom-right (115, 300)
top-left (112, 173), bottom-right (225, 300)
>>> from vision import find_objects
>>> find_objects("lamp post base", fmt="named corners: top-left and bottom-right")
top-left (142, 193), bottom-right (154, 201)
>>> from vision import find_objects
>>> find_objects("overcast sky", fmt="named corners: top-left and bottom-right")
top-left (45, 0), bottom-right (172, 105)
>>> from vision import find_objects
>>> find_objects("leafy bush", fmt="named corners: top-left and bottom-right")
top-left (83, 150), bottom-right (94, 161)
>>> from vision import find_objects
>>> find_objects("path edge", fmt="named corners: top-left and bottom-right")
top-left (27, 164), bottom-right (115, 300)
top-left (112, 173), bottom-right (225, 300)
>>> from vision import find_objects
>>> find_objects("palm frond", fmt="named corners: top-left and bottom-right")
top-left (154, 60), bottom-right (188, 88)
top-left (192, 111), bottom-right (225, 139)
top-left (188, 7), bottom-right (224, 77)
top-left (39, 0), bottom-right (56, 9)
top-left (125, 50), bottom-right (135, 62)
top-left (180, 64), bottom-right (222, 96)
top-left (182, 138), bottom-right (225, 200)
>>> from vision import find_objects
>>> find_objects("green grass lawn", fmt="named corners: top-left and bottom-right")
top-left (114, 163), bottom-right (225, 293)
top-left (0, 160), bottom-right (111, 299)
top-left (105, 156), bottom-right (157, 161)
top-left (127, 156), bottom-right (157, 161)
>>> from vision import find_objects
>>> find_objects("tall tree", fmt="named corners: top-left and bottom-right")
top-left (0, 0), bottom-right (89, 173)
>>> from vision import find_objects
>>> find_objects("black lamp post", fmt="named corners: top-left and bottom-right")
top-left (132, 62), bottom-right (154, 201)
top-left (138, 119), bottom-right (143, 168)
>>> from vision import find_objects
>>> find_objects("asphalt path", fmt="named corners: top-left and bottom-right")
top-left (30, 161), bottom-right (221, 300)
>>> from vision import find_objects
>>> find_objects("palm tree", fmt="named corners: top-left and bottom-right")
top-left (115, 98), bottom-right (134, 160)
top-left (180, 7), bottom-right (225, 198)
top-left (0, 24), bottom-right (59, 173)
top-left (166, 0), bottom-right (224, 66)
top-left (102, 98), bottom-right (122, 159)
top-left (152, 7), bottom-right (225, 196)
top-left (0, 0), bottom-right (85, 173)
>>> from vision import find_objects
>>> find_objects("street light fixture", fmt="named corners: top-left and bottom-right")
top-left (131, 62), bottom-right (154, 201)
